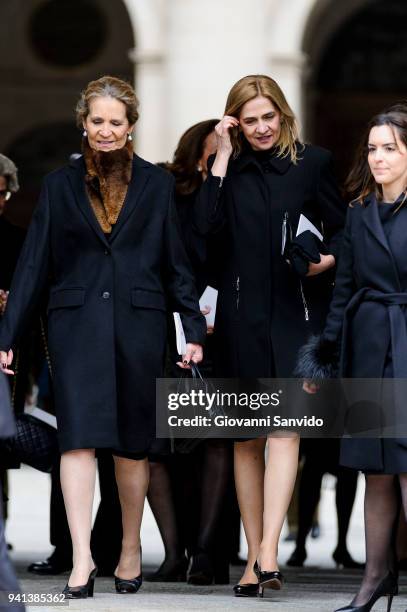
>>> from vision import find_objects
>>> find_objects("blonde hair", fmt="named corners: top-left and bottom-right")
top-left (225, 75), bottom-right (301, 162)
top-left (76, 75), bottom-right (139, 128)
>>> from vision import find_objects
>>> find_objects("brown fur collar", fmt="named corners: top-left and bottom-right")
top-left (82, 138), bottom-right (133, 233)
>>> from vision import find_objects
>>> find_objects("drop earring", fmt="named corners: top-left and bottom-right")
top-left (83, 129), bottom-right (87, 137)
top-left (127, 133), bottom-right (133, 141)
top-left (197, 165), bottom-right (202, 172)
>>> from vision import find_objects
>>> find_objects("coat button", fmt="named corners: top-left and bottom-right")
top-left (102, 291), bottom-right (110, 299)
top-left (104, 249), bottom-right (110, 255)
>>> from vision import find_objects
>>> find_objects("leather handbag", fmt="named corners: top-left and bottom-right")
top-left (2, 412), bottom-right (58, 472)
top-left (173, 363), bottom-right (225, 454)
top-left (0, 317), bottom-right (58, 472)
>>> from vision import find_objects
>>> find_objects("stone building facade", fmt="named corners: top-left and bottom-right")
top-left (1, 0), bottom-right (406, 219)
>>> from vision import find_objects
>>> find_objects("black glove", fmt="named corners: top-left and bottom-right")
top-left (289, 230), bottom-right (327, 277)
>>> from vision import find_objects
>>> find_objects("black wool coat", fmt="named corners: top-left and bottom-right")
top-left (194, 144), bottom-right (345, 377)
top-left (322, 194), bottom-right (407, 470)
top-left (0, 217), bottom-right (25, 290)
top-left (0, 155), bottom-right (206, 455)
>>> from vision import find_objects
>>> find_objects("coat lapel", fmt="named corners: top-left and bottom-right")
top-left (363, 194), bottom-right (400, 288)
top-left (109, 155), bottom-right (151, 242)
top-left (66, 154), bottom-right (152, 246)
top-left (66, 157), bottom-right (110, 248)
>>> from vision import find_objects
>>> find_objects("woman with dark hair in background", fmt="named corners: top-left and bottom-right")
top-left (147, 119), bottom-right (237, 585)
top-left (163, 119), bottom-right (218, 288)
top-left (299, 103), bottom-right (407, 612)
top-left (194, 74), bottom-right (345, 597)
top-left (0, 75), bottom-right (205, 598)
top-left (0, 154), bottom-right (26, 549)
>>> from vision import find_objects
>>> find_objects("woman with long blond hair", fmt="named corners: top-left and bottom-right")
top-left (194, 74), bottom-right (345, 597)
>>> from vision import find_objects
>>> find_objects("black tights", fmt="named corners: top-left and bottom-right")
top-left (353, 473), bottom-right (407, 606)
top-left (147, 460), bottom-right (184, 562)
top-left (148, 440), bottom-right (231, 563)
top-left (295, 458), bottom-right (358, 554)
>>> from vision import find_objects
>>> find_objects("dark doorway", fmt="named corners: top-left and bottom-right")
top-left (305, 0), bottom-right (407, 185)
top-left (5, 123), bottom-right (81, 227)
top-left (0, 0), bottom-right (135, 227)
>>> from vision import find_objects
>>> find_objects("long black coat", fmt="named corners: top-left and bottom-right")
top-left (0, 155), bottom-right (206, 455)
top-left (194, 144), bottom-right (345, 377)
top-left (323, 194), bottom-right (407, 470)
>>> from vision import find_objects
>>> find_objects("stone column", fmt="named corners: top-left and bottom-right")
top-left (267, 52), bottom-right (308, 128)
top-left (165, 0), bottom-right (269, 159)
top-left (129, 48), bottom-right (167, 163)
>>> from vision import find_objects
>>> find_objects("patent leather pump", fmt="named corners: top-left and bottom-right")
top-left (334, 572), bottom-right (398, 612)
top-left (62, 566), bottom-right (97, 599)
top-left (233, 582), bottom-right (259, 597)
top-left (253, 561), bottom-right (283, 597)
top-left (114, 549), bottom-right (143, 594)
top-left (114, 573), bottom-right (142, 594)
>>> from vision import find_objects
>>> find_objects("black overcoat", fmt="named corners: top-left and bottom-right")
top-left (323, 194), bottom-right (407, 471)
top-left (194, 144), bottom-right (345, 377)
top-left (0, 155), bottom-right (206, 455)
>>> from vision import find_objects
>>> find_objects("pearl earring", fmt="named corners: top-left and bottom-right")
top-left (83, 129), bottom-right (87, 137)
top-left (197, 165), bottom-right (203, 172)
top-left (127, 133), bottom-right (133, 142)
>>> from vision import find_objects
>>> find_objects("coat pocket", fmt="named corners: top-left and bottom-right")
top-left (47, 288), bottom-right (85, 311)
top-left (131, 288), bottom-right (166, 312)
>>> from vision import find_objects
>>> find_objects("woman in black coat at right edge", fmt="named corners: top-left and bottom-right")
top-left (298, 104), bottom-right (407, 612)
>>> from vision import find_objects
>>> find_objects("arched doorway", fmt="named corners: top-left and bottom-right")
top-left (303, 0), bottom-right (407, 183)
top-left (0, 0), bottom-right (135, 226)
top-left (6, 123), bottom-right (82, 226)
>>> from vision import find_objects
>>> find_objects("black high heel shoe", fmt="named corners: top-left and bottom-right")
top-left (62, 566), bottom-right (97, 599)
top-left (253, 561), bottom-right (284, 598)
top-left (233, 582), bottom-right (259, 597)
top-left (333, 548), bottom-right (365, 569)
top-left (334, 572), bottom-right (398, 612)
top-left (286, 547), bottom-right (307, 567)
top-left (114, 549), bottom-right (142, 594)
top-left (145, 555), bottom-right (188, 582)
top-left (187, 551), bottom-right (214, 585)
